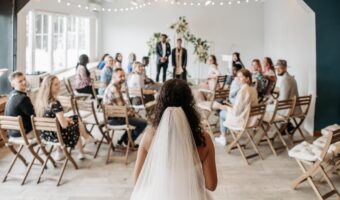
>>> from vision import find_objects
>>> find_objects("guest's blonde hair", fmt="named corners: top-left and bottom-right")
top-left (35, 75), bottom-right (58, 117)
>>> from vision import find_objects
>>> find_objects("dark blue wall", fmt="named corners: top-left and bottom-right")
top-left (304, 0), bottom-right (340, 130)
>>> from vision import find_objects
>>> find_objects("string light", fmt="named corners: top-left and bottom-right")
top-left (55, 0), bottom-right (261, 13)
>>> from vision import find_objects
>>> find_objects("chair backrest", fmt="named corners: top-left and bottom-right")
top-left (92, 80), bottom-right (107, 90)
top-left (93, 69), bottom-right (102, 81)
top-left (292, 95), bottom-right (312, 117)
top-left (215, 75), bottom-right (227, 89)
top-left (60, 78), bottom-right (72, 96)
top-left (74, 99), bottom-right (100, 124)
top-left (274, 96), bottom-right (297, 118)
top-left (57, 96), bottom-right (76, 114)
top-left (31, 116), bottom-right (64, 146)
top-left (127, 87), bottom-right (145, 105)
top-left (66, 77), bottom-right (76, 96)
top-left (317, 128), bottom-right (340, 162)
top-left (103, 104), bottom-right (128, 119)
top-left (0, 116), bottom-right (29, 145)
top-left (246, 104), bottom-right (267, 128)
top-left (213, 88), bottom-right (229, 101)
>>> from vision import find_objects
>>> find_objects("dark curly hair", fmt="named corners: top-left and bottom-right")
top-left (150, 79), bottom-right (206, 147)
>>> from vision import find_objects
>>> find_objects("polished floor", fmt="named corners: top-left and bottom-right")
top-left (0, 127), bottom-right (339, 200)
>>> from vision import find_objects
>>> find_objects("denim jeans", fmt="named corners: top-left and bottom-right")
top-left (108, 117), bottom-right (147, 144)
top-left (219, 110), bottom-right (228, 135)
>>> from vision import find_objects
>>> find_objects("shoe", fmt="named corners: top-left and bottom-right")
top-left (77, 152), bottom-right (86, 160)
top-left (54, 151), bottom-right (66, 161)
top-left (215, 135), bottom-right (227, 146)
top-left (84, 137), bottom-right (97, 145)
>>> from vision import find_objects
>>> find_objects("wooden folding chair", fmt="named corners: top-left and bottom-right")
top-left (57, 96), bottom-right (77, 117)
top-left (93, 69), bottom-right (102, 81)
top-left (258, 97), bottom-right (297, 156)
top-left (0, 116), bottom-right (44, 185)
top-left (197, 88), bottom-right (230, 135)
top-left (91, 80), bottom-right (107, 109)
top-left (74, 99), bottom-right (108, 158)
top-left (198, 75), bottom-right (228, 97)
top-left (127, 87), bottom-right (156, 120)
top-left (291, 128), bottom-right (340, 200)
top-left (31, 116), bottom-right (78, 186)
top-left (226, 104), bottom-right (267, 165)
top-left (102, 104), bottom-right (136, 165)
top-left (289, 95), bottom-right (312, 144)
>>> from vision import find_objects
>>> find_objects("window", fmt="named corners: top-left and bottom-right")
top-left (26, 11), bottom-right (91, 73)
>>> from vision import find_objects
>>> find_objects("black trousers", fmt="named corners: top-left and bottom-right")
top-left (173, 68), bottom-right (187, 81)
top-left (156, 62), bottom-right (168, 82)
top-left (76, 86), bottom-right (95, 98)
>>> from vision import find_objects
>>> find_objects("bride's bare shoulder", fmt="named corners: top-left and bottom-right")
top-left (140, 126), bottom-right (156, 151)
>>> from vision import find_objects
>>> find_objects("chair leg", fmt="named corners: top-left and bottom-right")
top-left (7, 144), bottom-right (28, 166)
top-left (37, 146), bottom-right (54, 184)
top-left (57, 158), bottom-right (69, 186)
top-left (273, 123), bottom-right (289, 152)
top-left (21, 147), bottom-right (41, 185)
top-left (64, 148), bottom-right (78, 170)
top-left (106, 130), bottom-right (114, 164)
top-left (246, 130), bottom-right (263, 160)
top-left (259, 124), bottom-right (277, 156)
top-left (228, 130), bottom-right (249, 165)
top-left (2, 145), bottom-right (25, 183)
top-left (319, 165), bottom-right (340, 199)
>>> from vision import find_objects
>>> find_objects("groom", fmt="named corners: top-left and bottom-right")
top-left (156, 34), bottom-right (171, 82)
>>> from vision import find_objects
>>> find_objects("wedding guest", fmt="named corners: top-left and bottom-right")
top-left (226, 63), bottom-right (243, 86)
top-left (127, 62), bottom-right (156, 105)
top-left (99, 56), bottom-right (115, 95)
top-left (251, 59), bottom-right (267, 99)
top-left (97, 53), bottom-right (110, 70)
top-left (103, 68), bottom-right (147, 147)
top-left (115, 53), bottom-right (123, 69)
top-left (263, 57), bottom-right (277, 95)
top-left (35, 75), bottom-right (96, 160)
top-left (194, 55), bottom-right (221, 102)
top-left (127, 53), bottom-right (137, 73)
top-left (275, 60), bottom-right (301, 115)
top-left (228, 63), bottom-right (243, 104)
top-left (215, 69), bottom-right (258, 145)
top-left (74, 54), bottom-right (95, 98)
top-left (171, 38), bottom-right (187, 80)
top-left (156, 34), bottom-right (171, 82)
top-left (5, 71), bottom-right (35, 138)
top-left (232, 52), bottom-right (245, 68)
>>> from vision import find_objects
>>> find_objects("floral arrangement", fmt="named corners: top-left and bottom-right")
top-left (171, 16), bottom-right (210, 63)
top-left (169, 16), bottom-right (189, 36)
top-left (146, 32), bottom-right (162, 57)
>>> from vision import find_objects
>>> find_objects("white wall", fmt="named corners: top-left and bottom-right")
top-left (16, 0), bottom-right (100, 72)
top-left (100, 2), bottom-right (265, 79)
top-left (264, 0), bottom-right (316, 133)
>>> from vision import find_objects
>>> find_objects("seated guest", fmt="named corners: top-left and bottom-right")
top-left (115, 53), bottom-right (123, 69)
top-left (127, 62), bottom-right (156, 105)
top-left (232, 52), bottom-right (245, 68)
top-left (262, 57), bottom-right (277, 95)
top-left (97, 53), bottom-right (110, 70)
top-left (5, 71), bottom-right (35, 138)
top-left (229, 64), bottom-right (243, 104)
top-left (251, 59), bottom-right (268, 99)
top-left (99, 56), bottom-right (115, 95)
top-left (35, 75), bottom-right (96, 160)
top-left (226, 63), bottom-right (243, 86)
top-left (275, 59), bottom-right (301, 114)
top-left (215, 69), bottom-right (258, 145)
top-left (75, 54), bottom-right (95, 98)
top-left (103, 68), bottom-right (147, 147)
top-left (194, 55), bottom-right (221, 102)
top-left (127, 53), bottom-right (137, 74)
top-left (142, 56), bottom-right (162, 92)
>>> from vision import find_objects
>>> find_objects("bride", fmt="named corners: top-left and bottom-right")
top-left (131, 79), bottom-right (217, 200)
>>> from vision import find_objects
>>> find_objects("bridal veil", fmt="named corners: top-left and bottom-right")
top-left (130, 107), bottom-right (208, 200)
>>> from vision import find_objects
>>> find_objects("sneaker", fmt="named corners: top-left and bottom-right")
top-left (54, 151), bottom-right (66, 161)
top-left (84, 137), bottom-right (97, 145)
top-left (77, 152), bottom-right (86, 160)
top-left (215, 135), bottom-right (227, 146)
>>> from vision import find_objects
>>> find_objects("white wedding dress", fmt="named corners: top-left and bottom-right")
top-left (130, 107), bottom-right (213, 200)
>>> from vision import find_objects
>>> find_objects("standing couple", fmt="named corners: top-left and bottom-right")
top-left (156, 34), bottom-right (188, 82)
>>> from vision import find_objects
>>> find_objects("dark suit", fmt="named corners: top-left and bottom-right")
top-left (171, 47), bottom-right (187, 81)
top-left (156, 41), bottom-right (171, 82)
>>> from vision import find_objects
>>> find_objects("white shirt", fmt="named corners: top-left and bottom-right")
top-left (161, 42), bottom-right (166, 57)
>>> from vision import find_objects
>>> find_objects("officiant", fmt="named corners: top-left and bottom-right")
top-left (171, 38), bottom-right (188, 81)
